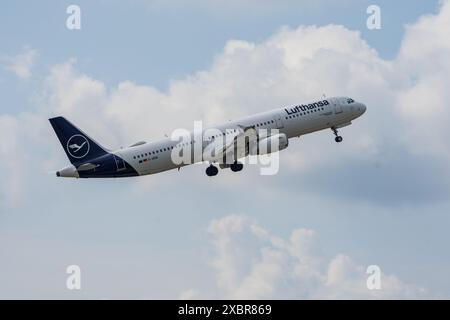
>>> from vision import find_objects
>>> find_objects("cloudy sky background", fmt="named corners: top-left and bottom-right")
top-left (1, 0), bottom-right (450, 298)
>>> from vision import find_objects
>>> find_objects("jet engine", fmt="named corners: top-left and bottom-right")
top-left (249, 133), bottom-right (288, 155)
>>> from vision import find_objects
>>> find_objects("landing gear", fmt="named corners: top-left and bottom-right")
top-left (331, 127), bottom-right (343, 143)
top-left (230, 161), bottom-right (243, 172)
top-left (205, 165), bottom-right (218, 177)
top-left (206, 162), bottom-right (243, 176)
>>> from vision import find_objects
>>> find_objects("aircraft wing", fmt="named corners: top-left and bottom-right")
top-left (202, 125), bottom-right (258, 162)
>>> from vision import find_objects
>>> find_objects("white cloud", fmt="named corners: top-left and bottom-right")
top-left (1, 48), bottom-right (38, 80)
top-left (395, 1), bottom-right (450, 158)
top-left (194, 214), bottom-right (426, 299)
top-left (0, 113), bottom-right (51, 207)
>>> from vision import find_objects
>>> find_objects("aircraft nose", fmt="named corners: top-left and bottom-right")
top-left (358, 103), bottom-right (366, 115)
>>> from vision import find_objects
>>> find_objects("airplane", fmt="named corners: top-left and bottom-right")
top-left (49, 96), bottom-right (366, 178)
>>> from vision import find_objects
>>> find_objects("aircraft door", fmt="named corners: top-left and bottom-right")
top-left (333, 98), bottom-right (343, 114)
top-left (275, 116), bottom-right (284, 129)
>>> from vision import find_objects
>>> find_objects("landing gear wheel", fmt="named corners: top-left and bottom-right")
top-left (230, 161), bottom-right (244, 172)
top-left (206, 165), bottom-right (218, 177)
top-left (331, 127), bottom-right (343, 143)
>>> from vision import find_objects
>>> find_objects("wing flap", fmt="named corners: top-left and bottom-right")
top-left (202, 125), bottom-right (258, 162)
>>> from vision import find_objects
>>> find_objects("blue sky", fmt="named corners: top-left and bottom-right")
top-left (0, 0), bottom-right (439, 113)
top-left (1, 0), bottom-right (450, 299)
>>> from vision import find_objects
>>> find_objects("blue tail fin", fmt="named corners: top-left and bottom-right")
top-left (49, 116), bottom-right (108, 164)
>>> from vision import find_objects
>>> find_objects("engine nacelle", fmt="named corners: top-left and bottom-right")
top-left (249, 133), bottom-right (288, 155)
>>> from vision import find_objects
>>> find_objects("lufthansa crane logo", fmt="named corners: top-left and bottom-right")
top-left (67, 134), bottom-right (90, 159)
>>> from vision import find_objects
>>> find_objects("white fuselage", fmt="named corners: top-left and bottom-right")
top-left (112, 96), bottom-right (366, 176)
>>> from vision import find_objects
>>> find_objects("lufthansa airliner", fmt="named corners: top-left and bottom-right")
top-left (49, 96), bottom-right (366, 178)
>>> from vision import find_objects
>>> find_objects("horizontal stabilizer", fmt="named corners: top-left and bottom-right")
top-left (76, 163), bottom-right (99, 171)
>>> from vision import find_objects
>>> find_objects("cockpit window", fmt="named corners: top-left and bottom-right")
top-left (347, 98), bottom-right (355, 104)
